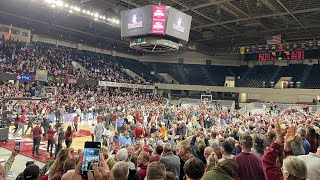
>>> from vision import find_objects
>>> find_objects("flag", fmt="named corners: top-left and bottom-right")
top-left (267, 35), bottom-right (282, 45)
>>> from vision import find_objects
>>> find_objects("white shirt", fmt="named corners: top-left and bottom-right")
top-left (297, 153), bottom-right (320, 180)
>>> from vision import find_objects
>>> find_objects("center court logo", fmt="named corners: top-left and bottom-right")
top-left (128, 14), bottom-right (143, 29)
top-left (173, 18), bottom-right (185, 32)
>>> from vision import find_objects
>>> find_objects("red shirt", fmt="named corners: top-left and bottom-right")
top-left (20, 115), bottom-right (26, 124)
top-left (47, 129), bottom-right (56, 141)
top-left (233, 152), bottom-right (265, 180)
top-left (111, 114), bottom-right (117, 122)
top-left (33, 126), bottom-right (42, 138)
top-left (73, 117), bottom-right (79, 125)
top-left (134, 127), bottom-right (145, 138)
top-left (137, 166), bottom-right (147, 180)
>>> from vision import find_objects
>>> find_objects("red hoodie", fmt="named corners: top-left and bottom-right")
top-left (261, 142), bottom-right (293, 180)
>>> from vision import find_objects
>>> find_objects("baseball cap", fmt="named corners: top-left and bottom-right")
top-left (221, 141), bottom-right (233, 154)
top-left (23, 164), bottom-right (40, 180)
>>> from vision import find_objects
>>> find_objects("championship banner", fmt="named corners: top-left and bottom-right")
top-left (16, 74), bottom-right (32, 82)
top-left (35, 69), bottom-right (48, 82)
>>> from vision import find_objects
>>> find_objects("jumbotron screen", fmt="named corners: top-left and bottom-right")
top-left (120, 5), bottom-right (192, 42)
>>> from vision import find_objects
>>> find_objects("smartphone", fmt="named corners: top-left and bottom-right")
top-left (14, 142), bottom-right (20, 152)
top-left (81, 142), bottom-right (101, 177)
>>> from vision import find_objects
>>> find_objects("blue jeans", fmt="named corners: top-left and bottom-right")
top-left (95, 134), bottom-right (102, 142)
top-left (14, 123), bottom-right (25, 137)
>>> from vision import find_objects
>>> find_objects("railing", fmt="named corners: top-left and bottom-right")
top-left (240, 102), bottom-right (320, 114)
top-left (175, 98), bottom-right (235, 111)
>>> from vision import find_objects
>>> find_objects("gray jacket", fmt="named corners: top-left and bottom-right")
top-left (159, 152), bottom-right (181, 179)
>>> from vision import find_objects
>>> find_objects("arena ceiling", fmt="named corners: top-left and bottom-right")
top-left (1, 0), bottom-right (320, 55)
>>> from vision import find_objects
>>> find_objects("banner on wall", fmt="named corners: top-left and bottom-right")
top-left (35, 69), bottom-right (48, 81)
top-left (98, 81), bottom-right (154, 89)
top-left (16, 74), bottom-right (32, 82)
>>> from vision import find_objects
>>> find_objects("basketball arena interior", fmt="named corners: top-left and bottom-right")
top-left (0, 0), bottom-right (320, 180)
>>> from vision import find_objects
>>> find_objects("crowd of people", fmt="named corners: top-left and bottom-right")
top-left (1, 37), bottom-right (320, 180)
top-left (1, 84), bottom-right (320, 180)
top-left (0, 37), bottom-right (154, 84)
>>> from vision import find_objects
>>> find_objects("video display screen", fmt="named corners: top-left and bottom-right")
top-left (121, 6), bottom-right (153, 38)
top-left (121, 6), bottom-right (192, 42)
top-left (165, 7), bottom-right (192, 41)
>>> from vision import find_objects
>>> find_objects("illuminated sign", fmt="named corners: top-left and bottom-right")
top-left (152, 5), bottom-right (166, 34)
top-left (258, 51), bottom-right (304, 61)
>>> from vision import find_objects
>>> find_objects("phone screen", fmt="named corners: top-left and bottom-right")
top-left (81, 142), bottom-right (101, 176)
top-left (14, 142), bottom-right (20, 151)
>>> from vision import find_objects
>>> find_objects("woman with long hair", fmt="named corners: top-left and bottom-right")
top-left (65, 125), bottom-right (73, 148)
top-left (48, 148), bottom-right (70, 180)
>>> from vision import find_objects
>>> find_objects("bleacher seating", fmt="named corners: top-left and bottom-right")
top-left (182, 64), bottom-right (209, 85)
top-left (271, 64), bottom-right (306, 85)
top-left (304, 65), bottom-right (320, 88)
top-left (239, 66), bottom-right (278, 87)
top-left (115, 57), bottom-right (159, 84)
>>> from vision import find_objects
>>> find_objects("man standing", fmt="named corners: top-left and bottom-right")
top-left (134, 123), bottom-right (145, 140)
top-left (159, 143), bottom-right (180, 179)
top-left (54, 124), bottom-right (65, 159)
top-left (47, 125), bottom-right (56, 156)
top-left (120, 131), bottom-right (133, 147)
top-left (232, 134), bottom-right (265, 180)
top-left (94, 120), bottom-right (104, 142)
top-left (297, 146), bottom-right (320, 180)
top-left (42, 115), bottom-right (50, 138)
top-left (73, 115), bottom-right (79, 133)
top-left (32, 121), bottom-right (42, 156)
top-left (14, 113), bottom-right (26, 137)
top-left (25, 114), bottom-right (35, 135)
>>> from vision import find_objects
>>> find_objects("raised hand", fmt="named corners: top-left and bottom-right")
top-left (285, 126), bottom-right (296, 144)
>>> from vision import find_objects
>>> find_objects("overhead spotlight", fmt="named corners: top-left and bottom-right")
top-left (91, 13), bottom-right (94, 16)
top-left (86, 11), bottom-right (91, 15)
top-left (51, 4), bottom-right (56, 8)
top-left (100, 16), bottom-right (103, 19)
top-left (74, 7), bottom-right (80, 12)
top-left (94, 13), bottom-right (99, 18)
top-left (107, 18), bottom-right (110, 21)
top-left (115, 20), bottom-right (120, 24)
top-left (64, 4), bottom-right (69, 7)
top-left (70, 6), bottom-right (74, 10)
top-left (94, 18), bottom-right (98, 21)
top-left (56, 0), bottom-right (63, 7)
top-left (82, 10), bottom-right (86, 13)
top-left (102, 16), bottom-right (106, 20)
top-left (69, 9), bottom-right (73, 13)
top-left (45, 0), bottom-right (52, 4)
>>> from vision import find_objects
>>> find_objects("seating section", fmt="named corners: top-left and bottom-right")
top-left (182, 64), bottom-right (209, 85)
top-left (304, 65), bottom-right (320, 88)
top-left (239, 66), bottom-right (278, 87)
top-left (271, 64), bottom-right (306, 84)
top-left (115, 57), bottom-right (159, 84)
top-left (1, 40), bottom-right (319, 88)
